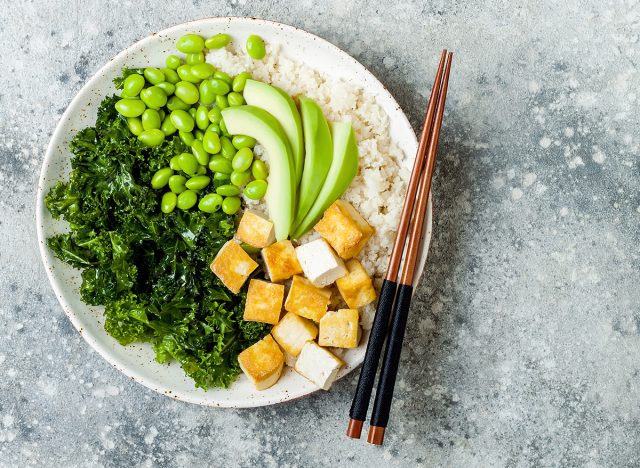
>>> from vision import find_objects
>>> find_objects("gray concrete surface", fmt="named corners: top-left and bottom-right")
top-left (1, 0), bottom-right (640, 466)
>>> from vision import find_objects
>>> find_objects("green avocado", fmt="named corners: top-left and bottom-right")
top-left (243, 80), bottom-right (304, 184)
top-left (290, 121), bottom-right (358, 239)
top-left (221, 105), bottom-right (296, 240)
top-left (291, 96), bottom-right (333, 232)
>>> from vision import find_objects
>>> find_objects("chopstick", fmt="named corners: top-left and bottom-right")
top-left (346, 50), bottom-right (450, 440)
top-left (367, 51), bottom-right (453, 446)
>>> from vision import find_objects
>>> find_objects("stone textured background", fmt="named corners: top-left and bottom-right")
top-left (1, 0), bottom-right (639, 466)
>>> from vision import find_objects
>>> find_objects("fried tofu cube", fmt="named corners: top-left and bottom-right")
top-left (294, 341), bottom-right (344, 390)
top-left (238, 334), bottom-right (284, 390)
top-left (283, 351), bottom-right (297, 368)
top-left (314, 200), bottom-right (374, 259)
top-left (210, 240), bottom-right (258, 294)
top-left (243, 279), bottom-right (284, 325)
top-left (235, 211), bottom-right (275, 248)
top-left (335, 259), bottom-right (377, 309)
top-left (295, 239), bottom-right (347, 287)
top-left (271, 312), bottom-right (318, 357)
top-left (261, 240), bottom-right (303, 282)
top-left (319, 309), bottom-right (361, 348)
top-left (284, 275), bottom-right (332, 322)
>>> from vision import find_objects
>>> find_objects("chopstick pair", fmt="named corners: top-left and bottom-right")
top-left (346, 50), bottom-right (453, 445)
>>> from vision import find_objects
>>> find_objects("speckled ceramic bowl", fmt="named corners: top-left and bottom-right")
top-left (36, 17), bottom-right (432, 407)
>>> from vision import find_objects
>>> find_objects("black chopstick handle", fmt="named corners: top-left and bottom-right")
top-left (369, 283), bottom-right (414, 428)
top-left (349, 279), bottom-right (398, 423)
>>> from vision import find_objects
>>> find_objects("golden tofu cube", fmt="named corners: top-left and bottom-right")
top-left (210, 240), bottom-right (258, 294)
top-left (318, 309), bottom-right (361, 348)
top-left (335, 259), bottom-right (377, 308)
top-left (236, 211), bottom-right (275, 248)
top-left (243, 279), bottom-right (284, 325)
top-left (271, 312), bottom-right (318, 357)
top-left (285, 275), bottom-right (332, 322)
top-left (294, 341), bottom-right (344, 390)
top-left (238, 334), bottom-right (284, 390)
top-left (314, 200), bottom-right (374, 259)
top-left (261, 240), bottom-right (303, 282)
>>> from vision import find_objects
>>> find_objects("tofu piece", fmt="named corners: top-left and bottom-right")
top-left (235, 211), bottom-right (275, 248)
top-left (261, 240), bottom-right (303, 282)
top-left (295, 239), bottom-right (347, 287)
top-left (271, 312), bottom-right (318, 357)
top-left (243, 279), bottom-right (284, 325)
top-left (283, 351), bottom-right (298, 368)
top-left (284, 275), bottom-right (332, 322)
top-left (319, 309), bottom-right (361, 348)
top-left (335, 259), bottom-right (377, 309)
top-left (359, 303), bottom-right (376, 330)
top-left (238, 334), bottom-right (284, 390)
top-left (294, 341), bottom-right (344, 390)
top-left (314, 200), bottom-right (374, 259)
top-left (210, 240), bottom-right (258, 294)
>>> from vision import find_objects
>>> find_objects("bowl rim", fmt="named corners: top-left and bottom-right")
top-left (36, 16), bottom-right (431, 407)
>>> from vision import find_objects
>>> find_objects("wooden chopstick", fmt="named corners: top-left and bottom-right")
top-left (346, 50), bottom-right (449, 440)
top-left (367, 51), bottom-right (453, 446)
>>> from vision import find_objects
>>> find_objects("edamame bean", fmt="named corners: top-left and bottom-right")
top-left (174, 81), bottom-right (199, 105)
top-left (123, 74), bottom-right (145, 96)
top-left (141, 109), bottom-right (162, 130)
top-left (232, 135), bottom-right (256, 149)
top-left (227, 91), bottom-right (245, 106)
top-left (169, 155), bottom-right (182, 171)
top-left (127, 117), bottom-right (144, 136)
top-left (176, 65), bottom-right (200, 84)
top-left (232, 147), bottom-right (253, 172)
top-left (185, 175), bottom-right (211, 190)
top-left (244, 179), bottom-right (268, 199)
top-left (194, 129), bottom-right (205, 141)
top-left (207, 123), bottom-right (220, 135)
top-left (161, 192), bottom-right (177, 213)
top-left (210, 78), bottom-right (230, 95)
top-left (231, 72), bottom-right (252, 92)
top-left (222, 196), bottom-right (241, 214)
top-left (230, 170), bottom-right (250, 186)
top-left (191, 63), bottom-right (215, 80)
top-left (151, 167), bottom-right (174, 189)
top-left (166, 55), bottom-right (182, 70)
top-left (202, 131), bottom-right (221, 154)
top-left (179, 131), bottom-right (195, 146)
top-left (189, 107), bottom-right (197, 119)
top-left (176, 190), bottom-right (198, 210)
top-left (199, 80), bottom-right (216, 106)
top-left (251, 159), bottom-right (269, 180)
top-left (213, 70), bottom-right (232, 84)
top-left (205, 33), bottom-right (231, 49)
top-left (191, 139), bottom-right (209, 165)
top-left (219, 118), bottom-right (229, 135)
top-left (177, 152), bottom-right (198, 175)
top-left (197, 165), bottom-right (207, 175)
top-left (168, 174), bottom-right (187, 193)
top-left (195, 106), bottom-right (209, 130)
top-left (220, 136), bottom-right (236, 159)
top-left (166, 95), bottom-right (191, 111)
top-left (246, 35), bottom-right (266, 59)
top-left (161, 115), bottom-right (178, 135)
top-left (160, 67), bottom-right (180, 84)
top-left (213, 171), bottom-right (230, 181)
top-left (186, 52), bottom-right (205, 65)
top-left (140, 86), bottom-right (167, 109)
top-left (170, 110), bottom-right (195, 132)
top-left (143, 67), bottom-right (165, 85)
top-left (208, 107), bottom-right (222, 124)
top-left (176, 34), bottom-right (205, 54)
top-left (198, 193), bottom-right (223, 213)
top-left (208, 155), bottom-right (233, 174)
top-left (138, 129), bottom-right (165, 147)
top-left (115, 98), bottom-right (146, 117)
top-left (216, 184), bottom-right (241, 197)
top-left (216, 94), bottom-right (229, 110)
top-left (155, 81), bottom-right (175, 96)
top-left (158, 109), bottom-right (166, 121)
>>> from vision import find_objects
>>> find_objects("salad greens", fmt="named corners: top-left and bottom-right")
top-left (46, 92), bottom-right (269, 389)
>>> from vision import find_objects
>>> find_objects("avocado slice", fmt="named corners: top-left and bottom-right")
top-left (243, 80), bottom-right (304, 184)
top-left (291, 96), bottom-right (333, 232)
top-left (221, 105), bottom-right (296, 240)
top-left (290, 121), bottom-right (358, 239)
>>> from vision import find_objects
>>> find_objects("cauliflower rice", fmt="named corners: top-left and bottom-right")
top-left (206, 44), bottom-right (410, 326)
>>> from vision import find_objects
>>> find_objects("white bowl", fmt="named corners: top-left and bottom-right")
top-left (36, 17), bottom-right (432, 408)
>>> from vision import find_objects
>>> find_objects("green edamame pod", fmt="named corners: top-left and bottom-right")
top-left (143, 67), bottom-right (165, 85)
top-left (176, 190), bottom-right (198, 210)
top-left (195, 106), bottom-right (210, 130)
top-left (185, 175), bottom-right (211, 190)
top-left (246, 35), bottom-right (266, 59)
top-left (138, 129), bottom-right (165, 147)
top-left (232, 147), bottom-right (254, 172)
top-left (244, 179), bottom-right (268, 200)
top-left (205, 33), bottom-right (231, 49)
top-left (170, 110), bottom-right (195, 132)
top-left (123, 74), bottom-right (145, 97)
top-left (251, 159), bottom-right (269, 180)
top-left (168, 175), bottom-right (187, 193)
top-left (176, 34), bottom-right (205, 54)
top-left (141, 109), bottom-right (162, 131)
top-left (199, 79), bottom-right (216, 106)
top-left (208, 155), bottom-right (233, 174)
top-left (177, 152), bottom-right (198, 176)
top-left (216, 184), bottom-right (241, 197)
top-left (191, 139), bottom-right (209, 165)
top-left (230, 170), bottom-right (250, 187)
top-left (151, 168), bottom-right (174, 189)
top-left (202, 131), bottom-right (221, 154)
top-left (198, 193), bottom-right (223, 213)
top-left (220, 136), bottom-right (236, 159)
top-left (161, 192), bottom-right (177, 213)
top-left (222, 196), bottom-right (241, 214)
top-left (115, 98), bottom-right (146, 118)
